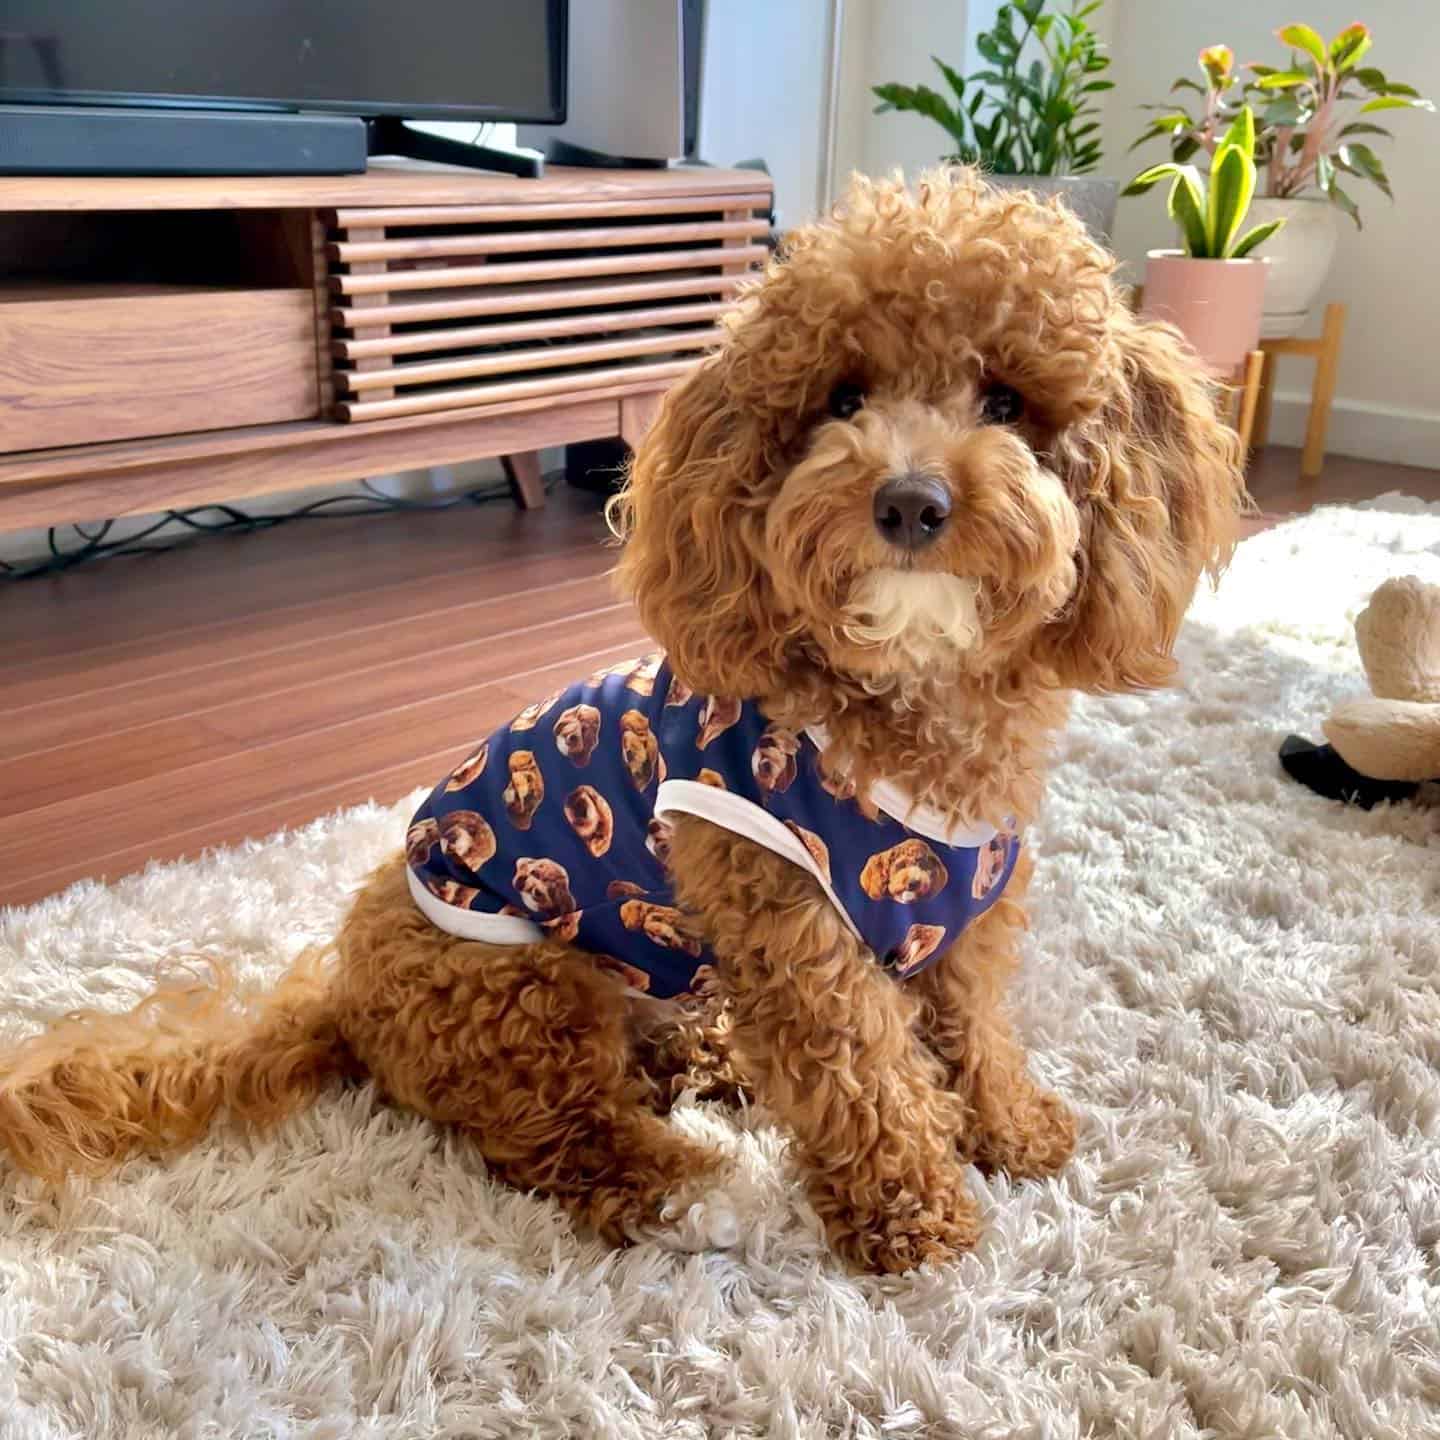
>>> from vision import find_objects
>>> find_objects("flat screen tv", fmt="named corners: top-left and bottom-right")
top-left (0, 0), bottom-right (567, 175)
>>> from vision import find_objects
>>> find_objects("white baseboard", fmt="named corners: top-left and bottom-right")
top-left (1267, 392), bottom-right (1440, 471)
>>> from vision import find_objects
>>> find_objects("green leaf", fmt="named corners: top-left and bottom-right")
top-left (1361, 95), bottom-right (1436, 114)
top-left (1327, 180), bottom-right (1362, 228)
top-left (1257, 70), bottom-right (1309, 90)
top-left (870, 83), bottom-right (967, 143)
top-left (1173, 135), bottom-right (1202, 162)
top-left (1379, 81), bottom-right (1421, 98)
top-left (1276, 23), bottom-right (1328, 69)
top-left (1246, 63), bottom-right (1279, 77)
top-left (1218, 104), bottom-right (1255, 157)
top-left (1337, 142), bottom-right (1393, 198)
top-left (1082, 79), bottom-right (1115, 93)
top-left (1122, 160), bottom-right (1182, 196)
top-left (1262, 96), bottom-right (1304, 126)
top-left (932, 56), bottom-right (968, 103)
top-left (1230, 218), bottom-right (1285, 258)
top-left (1171, 77), bottom-right (1207, 95)
top-left (1208, 142), bottom-right (1255, 257)
top-left (1168, 169), bottom-right (1211, 256)
top-left (1337, 121), bottom-right (1392, 139)
top-left (975, 32), bottom-right (1005, 65)
top-left (1315, 152), bottom-right (1334, 190)
top-left (1352, 66), bottom-right (1387, 91)
top-left (1329, 23), bottom-right (1372, 71)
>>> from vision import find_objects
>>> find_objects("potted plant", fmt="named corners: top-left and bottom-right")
top-left (1131, 22), bottom-right (1433, 336)
top-left (872, 0), bottom-right (1118, 241)
top-left (1124, 106), bottom-right (1284, 374)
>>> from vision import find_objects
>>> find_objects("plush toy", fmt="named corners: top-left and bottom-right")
top-left (1281, 575), bottom-right (1440, 807)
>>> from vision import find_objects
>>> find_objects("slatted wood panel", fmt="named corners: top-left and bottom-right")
top-left (325, 190), bottom-right (771, 423)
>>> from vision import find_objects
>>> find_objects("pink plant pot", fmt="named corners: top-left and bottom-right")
top-left (1140, 250), bottom-right (1269, 376)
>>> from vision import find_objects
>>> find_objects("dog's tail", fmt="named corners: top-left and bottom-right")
top-left (0, 948), bottom-right (353, 1182)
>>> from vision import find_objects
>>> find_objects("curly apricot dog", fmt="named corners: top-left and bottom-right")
top-left (0, 172), bottom-right (1242, 1273)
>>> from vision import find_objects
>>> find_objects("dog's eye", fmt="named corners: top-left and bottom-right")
top-left (828, 381), bottom-right (865, 420)
top-left (980, 383), bottom-right (1025, 425)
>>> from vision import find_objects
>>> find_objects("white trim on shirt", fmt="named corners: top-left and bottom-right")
top-left (407, 866), bottom-right (547, 945)
top-left (653, 778), bottom-right (866, 942)
top-left (802, 725), bottom-right (997, 847)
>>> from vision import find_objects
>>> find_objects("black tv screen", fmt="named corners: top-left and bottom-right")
top-left (0, 0), bottom-right (566, 122)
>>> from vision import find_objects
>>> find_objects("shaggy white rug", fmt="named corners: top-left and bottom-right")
top-left (3, 501), bottom-right (1439, 1440)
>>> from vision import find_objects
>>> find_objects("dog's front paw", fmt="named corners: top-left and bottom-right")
top-left (967, 1086), bottom-right (1076, 1179)
top-left (817, 1175), bottom-right (982, 1274)
top-left (658, 1190), bottom-right (742, 1251)
top-left (626, 1174), bottom-right (747, 1254)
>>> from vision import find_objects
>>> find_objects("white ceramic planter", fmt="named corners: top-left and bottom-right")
top-left (1246, 196), bottom-right (1340, 339)
top-left (1140, 250), bottom-right (1269, 375)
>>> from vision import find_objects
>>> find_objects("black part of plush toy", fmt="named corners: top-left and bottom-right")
top-left (1278, 736), bottom-right (1421, 810)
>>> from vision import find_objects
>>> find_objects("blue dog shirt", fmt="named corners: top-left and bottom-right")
top-left (406, 654), bottom-right (1020, 998)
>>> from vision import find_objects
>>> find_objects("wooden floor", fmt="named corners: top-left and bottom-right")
top-left (3, 445), bottom-right (1437, 909)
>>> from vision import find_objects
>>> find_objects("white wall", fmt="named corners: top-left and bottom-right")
top-left (698, 0), bottom-right (836, 231)
top-left (834, 0), bottom-right (974, 191)
top-left (1100, 0), bottom-right (1439, 468)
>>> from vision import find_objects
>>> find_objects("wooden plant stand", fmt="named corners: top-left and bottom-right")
top-left (0, 162), bottom-right (771, 533)
top-left (1250, 301), bottom-right (1347, 478)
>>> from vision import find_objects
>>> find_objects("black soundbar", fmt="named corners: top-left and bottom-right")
top-left (0, 104), bottom-right (367, 176)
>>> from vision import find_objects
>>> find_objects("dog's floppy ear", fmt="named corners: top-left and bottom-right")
top-left (859, 851), bottom-right (890, 900)
top-left (609, 348), bottom-right (790, 697)
top-left (1039, 315), bottom-right (1245, 693)
top-left (922, 850), bottom-right (949, 893)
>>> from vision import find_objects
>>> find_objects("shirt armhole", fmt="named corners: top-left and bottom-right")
top-left (654, 778), bottom-right (864, 943)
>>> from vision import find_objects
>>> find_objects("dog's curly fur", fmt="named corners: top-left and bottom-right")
top-left (0, 172), bottom-right (1243, 1272)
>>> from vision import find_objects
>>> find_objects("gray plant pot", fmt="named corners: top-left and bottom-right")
top-left (986, 174), bottom-right (1119, 248)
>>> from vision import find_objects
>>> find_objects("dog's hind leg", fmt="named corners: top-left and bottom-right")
top-left (334, 857), bottom-right (732, 1246)
top-left (912, 851), bottom-right (1076, 1180)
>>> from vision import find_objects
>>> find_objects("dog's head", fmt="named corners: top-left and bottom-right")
top-left (406, 818), bottom-right (440, 867)
top-left (620, 710), bottom-right (661, 789)
top-left (886, 922), bottom-right (947, 976)
top-left (503, 751), bottom-right (545, 829)
top-left (620, 899), bottom-right (703, 957)
top-left (564, 784), bottom-right (614, 857)
top-left (752, 725), bottom-right (801, 796)
top-left (514, 857), bottom-right (575, 918)
top-left (444, 741), bottom-right (489, 792)
top-left (645, 816), bottom-right (674, 870)
top-left (436, 810), bottom-right (496, 873)
top-left (611, 170), bottom-right (1243, 703)
top-left (696, 695), bottom-right (742, 749)
top-left (860, 838), bottom-right (950, 903)
top-left (554, 704), bottom-right (602, 766)
top-left (971, 832), bottom-right (1010, 897)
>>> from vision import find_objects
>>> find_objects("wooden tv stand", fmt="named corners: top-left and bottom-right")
top-left (0, 162), bottom-right (772, 533)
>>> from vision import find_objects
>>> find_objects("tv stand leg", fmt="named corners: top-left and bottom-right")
top-left (502, 452), bottom-right (547, 510)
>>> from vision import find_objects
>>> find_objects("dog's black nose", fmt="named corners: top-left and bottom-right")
top-left (873, 475), bottom-right (951, 551)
